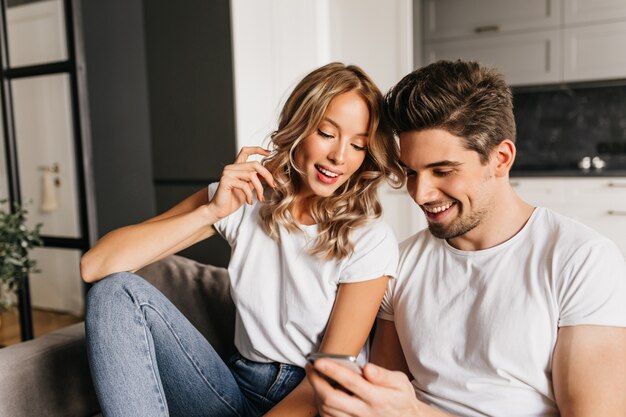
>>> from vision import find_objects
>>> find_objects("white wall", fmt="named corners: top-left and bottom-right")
top-left (230, 0), bottom-right (413, 149)
top-left (328, 0), bottom-right (413, 92)
top-left (230, 0), bottom-right (331, 150)
top-left (230, 0), bottom-right (424, 239)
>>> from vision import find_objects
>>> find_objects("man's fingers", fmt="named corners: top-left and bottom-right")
top-left (234, 146), bottom-right (271, 163)
top-left (362, 363), bottom-right (411, 389)
top-left (313, 358), bottom-right (374, 404)
top-left (307, 364), bottom-right (365, 417)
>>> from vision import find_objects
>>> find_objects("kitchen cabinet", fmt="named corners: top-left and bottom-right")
top-left (422, 0), bottom-right (626, 86)
top-left (563, 20), bottom-right (626, 82)
top-left (564, 0), bottom-right (626, 24)
top-left (423, 0), bottom-right (560, 41)
top-left (424, 29), bottom-right (561, 85)
top-left (422, 0), bottom-right (562, 86)
top-left (511, 177), bottom-right (626, 256)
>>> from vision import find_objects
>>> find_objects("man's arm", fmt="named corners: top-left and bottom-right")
top-left (552, 325), bottom-right (626, 417)
top-left (370, 318), bottom-right (411, 377)
top-left (307, 319), bottom-right (458, 417)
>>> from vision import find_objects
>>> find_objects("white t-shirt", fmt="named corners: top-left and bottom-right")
top-left (209, 183), bottom-right (398, 367)
top-left (379, 207), bottom-right (626, 417)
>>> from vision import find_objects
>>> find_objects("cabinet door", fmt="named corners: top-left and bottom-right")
top-left (512, 178), bottom-right (626, 257)
top-left (423, 0), bottom-right (561, 41)
top-left (567, 179), bottom-right (626, 257)
top-left (563, 20), bottom-right (626, 82)
top-left (424, 30), bottom-right (561, 86)
top-left (510, 178), bottom-right (566, 209)
top-left (564, 0), bottom-right (626, 24)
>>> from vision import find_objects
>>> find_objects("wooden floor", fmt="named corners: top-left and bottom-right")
top-left (0, 309), bottom-right (83, 347)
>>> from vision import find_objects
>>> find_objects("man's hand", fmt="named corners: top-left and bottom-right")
top-left (307, 359), bottom-right (422, 417)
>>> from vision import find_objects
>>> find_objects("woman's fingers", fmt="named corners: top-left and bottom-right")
top-left (226, 161), bottom-right (275, 189)
top-left (221, 176), bottom-right (254, 205)
top-left (234, 146), bottom-right (271, 163)
top-left (248, 172), bottom-right (265, 203)
top-left (211, 147), bottom-right (274, 217)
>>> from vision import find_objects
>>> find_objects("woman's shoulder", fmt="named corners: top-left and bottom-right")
top-left (350, 218), bottom-right (398, 247)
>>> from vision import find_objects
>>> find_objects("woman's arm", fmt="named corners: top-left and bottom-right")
top-left (80, 146), bottom-right (274, 282)
top-left (80, 188), bottom-right (217, 282)
top-left (264, 275), bottom-right (390, 417)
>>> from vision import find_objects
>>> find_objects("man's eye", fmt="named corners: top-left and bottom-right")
top-left (317, 129), bottom-right (334, 139)
top-left (405, 169), bottom-right (416, 177)
top-left (434, 170), bottom-right (452, 177)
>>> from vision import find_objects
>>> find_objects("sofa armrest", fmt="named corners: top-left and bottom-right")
top-left (0, 256), bottom-right (233, 417)
top-left (0, 322), bottom-right (100, 417)
top-left (136, 255), bottom-right (236, 359)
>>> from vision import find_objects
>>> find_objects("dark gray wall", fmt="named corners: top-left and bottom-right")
top-left (81, 0), bottom-right (156, 236)
top-left (144, 0), bottom-right (236, 182)
top-left (79, 0), bottom-right (234, 266)
top-left (143, 0), bottom-right (235, 266)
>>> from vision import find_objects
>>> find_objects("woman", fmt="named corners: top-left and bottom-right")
top-left (81, 62), bottom-right (404, 417)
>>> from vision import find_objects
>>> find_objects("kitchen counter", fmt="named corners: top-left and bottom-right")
top-left (510, 169), bottom-right (626, 177)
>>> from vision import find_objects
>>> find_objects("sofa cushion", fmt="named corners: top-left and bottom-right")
top-left (136, 254), bottom-right (236, 359)
top-left (0, 255), bottom-right (235, 417)
top-left (0, 322), bottom-right (100, 417)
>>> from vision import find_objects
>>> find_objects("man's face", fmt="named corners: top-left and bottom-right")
top-left (399, 128), bottom-right (497, 241)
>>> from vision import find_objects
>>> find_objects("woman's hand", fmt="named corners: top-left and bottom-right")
top-left (208, 147), bottom-right (276, 220)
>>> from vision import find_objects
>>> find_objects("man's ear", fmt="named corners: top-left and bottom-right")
top-left (492, 139), bottom-right (516, 177)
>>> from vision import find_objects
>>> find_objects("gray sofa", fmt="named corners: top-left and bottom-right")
top-left (0, 255), bottom-right (235, 417)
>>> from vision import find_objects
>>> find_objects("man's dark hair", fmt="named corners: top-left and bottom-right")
top-left (385, 60), bottom-right (516, 163)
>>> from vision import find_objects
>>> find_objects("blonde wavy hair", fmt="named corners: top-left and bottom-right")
top-left (259, 62), bottom-right (404, 260)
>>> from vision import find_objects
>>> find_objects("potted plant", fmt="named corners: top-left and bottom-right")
top-left (0, 200), bottom-right (42, 325)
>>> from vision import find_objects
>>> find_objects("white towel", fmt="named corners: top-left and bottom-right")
top-left (41, 170), bottom-right (58, 212)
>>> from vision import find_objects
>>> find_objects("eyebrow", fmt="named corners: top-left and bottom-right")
top-left (399, 160), bottom-right (463, 169)
top-left (322, 117), bottom-right (368, 137)
top-left (425, 160), bottom-right (463, 169)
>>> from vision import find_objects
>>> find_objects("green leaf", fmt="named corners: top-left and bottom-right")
top-left (0, 200), bottom-right (43, 307)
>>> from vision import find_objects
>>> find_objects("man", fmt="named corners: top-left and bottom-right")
top-left (307, 60), bottom-right (626, 417)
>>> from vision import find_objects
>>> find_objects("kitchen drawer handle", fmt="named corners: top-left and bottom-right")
top-left (608, 210), bottom-right (626, 216)
top-left (475, 25), bottom-right (500, 34)
top-left (608, 182), bottom-right (626, 188)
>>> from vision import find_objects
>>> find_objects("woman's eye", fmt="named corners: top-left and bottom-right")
top-left (351, 143), bottom-right (366, 151)
top-left (317, 129), bottom-right (334, 139)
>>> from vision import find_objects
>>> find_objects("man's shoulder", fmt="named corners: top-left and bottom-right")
top-left (399, 228), bottom-right (438, 255)
top-left (396, 228), bottom-right (443, 277)
top-left (534, 207), bottom-right (611, 247)
top-left (532, 207), bottom-right (624, 267)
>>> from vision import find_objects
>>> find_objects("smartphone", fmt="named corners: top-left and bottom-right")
top-left (306, 352), bottom-right (363, 375)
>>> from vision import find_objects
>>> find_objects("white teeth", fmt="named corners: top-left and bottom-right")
top-left (424, 203), bottom-right (453, 214)
top-left (317, 166), bottom-right (339, 178)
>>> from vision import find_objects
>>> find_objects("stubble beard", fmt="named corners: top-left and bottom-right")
top-left (427, 205), bottom-right (487, 240)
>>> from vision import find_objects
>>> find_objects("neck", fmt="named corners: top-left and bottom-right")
top-left (447, 184), bottom-right (534, 251)
top-left (292, 196), bottom-right (316, 225)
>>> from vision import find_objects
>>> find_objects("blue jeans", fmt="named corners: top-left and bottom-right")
top-left (85, 272), bottom-right (305, 417)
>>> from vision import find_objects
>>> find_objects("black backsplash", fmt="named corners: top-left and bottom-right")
top-left (512, 83), bottom-right (626, 172)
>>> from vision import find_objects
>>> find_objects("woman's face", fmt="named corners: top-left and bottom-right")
top-left (294, 90), bottom-right (370, 199)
